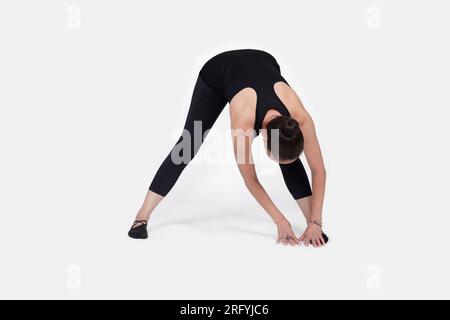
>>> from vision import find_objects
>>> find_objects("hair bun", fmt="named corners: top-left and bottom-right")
top-left (287, 119), bottom-right (297, 130)
top-left (281, 119), bottom-right (298, 138)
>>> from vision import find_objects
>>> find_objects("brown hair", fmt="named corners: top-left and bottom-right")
top-left (266, 116), bottom-right (303, 160)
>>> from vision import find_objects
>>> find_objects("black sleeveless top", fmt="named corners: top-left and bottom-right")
top-left (199, 49), bottom-right (291, 134)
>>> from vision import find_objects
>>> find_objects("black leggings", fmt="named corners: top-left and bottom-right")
top-left (149, 75), bottom-right (312, 200)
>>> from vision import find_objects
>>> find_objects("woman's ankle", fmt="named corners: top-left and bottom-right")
top-left (135, 209), bottom-right (150, 222)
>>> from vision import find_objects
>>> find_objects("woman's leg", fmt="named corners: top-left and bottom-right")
top-left (134, 76), bottom-right (228, 223)
top-left (279, 159), bottom-right (312, 201)
top-left (296, 194), bottom-right (312, 222)
top-left (134, 190), bottom-right (164, 223)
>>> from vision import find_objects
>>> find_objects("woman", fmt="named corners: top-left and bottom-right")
top-left (128, 49), bottom-right (328, 247)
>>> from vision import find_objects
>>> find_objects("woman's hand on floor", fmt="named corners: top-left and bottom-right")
top-left (276, 219), bottom-right (300, 246)
top-left (299, 224), bottom-right (326, 247)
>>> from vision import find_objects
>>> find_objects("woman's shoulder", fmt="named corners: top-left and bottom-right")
top-left (274, 82), bottom-right (308, 123)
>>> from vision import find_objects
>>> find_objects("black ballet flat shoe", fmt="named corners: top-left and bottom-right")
top-left (128, 220), bottom-right (148, 239)
top-left (322, 232), bottom-right (329, 244)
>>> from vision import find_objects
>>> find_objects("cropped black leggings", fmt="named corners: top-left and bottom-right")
top-left (149, 75), bottom-right (312, 200)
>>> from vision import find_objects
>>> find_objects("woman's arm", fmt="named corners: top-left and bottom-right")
top-left (229, 108), bottom-right (299, 245)
top-left (276, 83), bottom-right (327, 224)
top-left (298, 114), bottom-right (327, 247)
top-left (231, 128), bottom-right (285, 224)
top-left (275, 82), bottom-right (327, 246)
top-left (299, 112), bottom-right (326, 224)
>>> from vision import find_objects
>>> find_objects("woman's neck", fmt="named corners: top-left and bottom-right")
top-left (262, 109), bottom-right (282, 129)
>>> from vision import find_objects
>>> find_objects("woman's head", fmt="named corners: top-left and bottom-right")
top-left (264, 116), bottom-right (303, 163)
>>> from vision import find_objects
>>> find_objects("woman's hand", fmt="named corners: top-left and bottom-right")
top-left (276, 219), bottom-right (300, 246)
top-left (299, 223), bottom-right (326, 247)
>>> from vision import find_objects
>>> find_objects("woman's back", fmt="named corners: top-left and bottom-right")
top-left (200, 49), bottom-right (291, 132)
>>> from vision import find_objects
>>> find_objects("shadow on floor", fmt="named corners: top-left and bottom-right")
top-left (149, 212), bottom-right (306, 240)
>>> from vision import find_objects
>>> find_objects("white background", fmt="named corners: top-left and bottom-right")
top-left (1, 0), bottom-right (449, 299)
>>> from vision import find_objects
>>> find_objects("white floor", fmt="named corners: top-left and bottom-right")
top-left (1, 161), bottom-right (449, 300)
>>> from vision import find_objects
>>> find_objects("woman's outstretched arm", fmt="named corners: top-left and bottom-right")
top-left (299, 112), bottom-right (326, 224)
top-left (298, 116), bottom-right (327, 247)
top-left (287, 95), bottom-right (327, 247)
top-left (274, 82), bottom-right (327, 246)
top-left (229, 106), bottom-right (300, 246)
